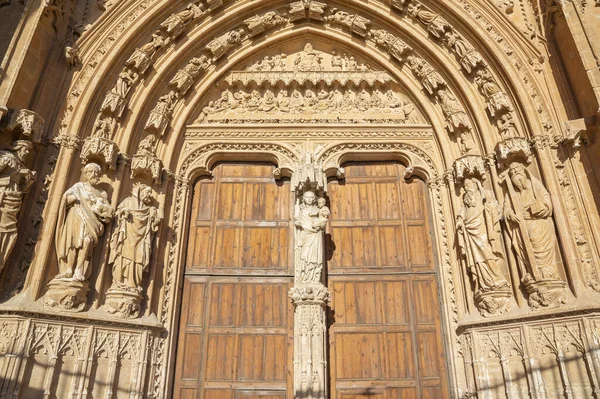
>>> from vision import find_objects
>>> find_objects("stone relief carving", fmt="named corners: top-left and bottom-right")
top-left (205, 28), bottom-right (245, 59)
top-left (457, 178), bottom-right (511, 316)
top-left (194, 43), bottom-right (424, 125)
top-left (326, 8), bottom-right (371, 37)
top-left (196, 86), bottom-right (422, 124)
top-left (131, 134), bottom-right (163, 183)
top-left (105, 184), bottom-right (162, 318)
top-left (369, 29), bottom-right (412, 63)
top-left (244, 11), bottom-right (287, 37)
top-left (46, 163), bottom-right (114, 311)
top-left (125, 33), bottom-right (169, 74)
top-left (501, 162), bottom-right (567, 308)
top-left (168, 55), bottom-right (211, 96)
top-left (289, 0), bottom-right (326, 21)
top-left (144, 91), bottom-right (178, 136)
top-left (159, 2), bottom-right (206, 39)
top-left (0, 141), bottom-right (36, 275)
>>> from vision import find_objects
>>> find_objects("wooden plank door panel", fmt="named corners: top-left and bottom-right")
top-left (328, 162), bottom-right (449, 399)
top-left (174, 163), bottom-right (293, 399)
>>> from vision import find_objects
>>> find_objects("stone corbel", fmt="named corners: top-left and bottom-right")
top-left (1, 108), bottom-right (45, 143)
top-left (495, 137), bottom-right (531, 164)
top-left (131, 154), bottom-right (163, 183)
top-left (100, 92), bottom-right (127, 119)
top-left (453, 155), bottom-right (487, 181)
top-left (80, 137), bottom-right (119, 169)
top-left (563, 117), bottom-right (594, 148)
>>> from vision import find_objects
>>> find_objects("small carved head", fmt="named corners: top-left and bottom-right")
top-left (83, 163), bottom-right (102, 186)
top-left (302, 190), bottom-right (316, 205)
top-left (508, 162), bottom-right (528, 190)
top-left (10, 140), bottom-right (33, 162)
top-left (138, 184), bottom-right (154, 205)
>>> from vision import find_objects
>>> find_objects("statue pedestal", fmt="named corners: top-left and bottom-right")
top-left (524, 278), bottom-right (567, 309)
top-left (289, 284), bottom-right (330, 398)
top-left (45, 278), bottom-right (89, 312)
top-left (104, 288), bottom-right (143, 318)
top-left (474, 288), bottom-right (512, 317)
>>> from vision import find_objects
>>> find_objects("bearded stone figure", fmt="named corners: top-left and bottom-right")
top-left (105, 184), bottom-right (162, 318)
top-left (0, 140), bottom-right (36, 275)
top-left (457, 178), bottom-right (511, 316)
top-left (55, 163), bottom-right (113, 281)
top-left (47, 163), bottom-right (113, 311)
top-left (294, 191), bottom-right (329, 284)
top-left (502, 162), bottom-right (566, 308)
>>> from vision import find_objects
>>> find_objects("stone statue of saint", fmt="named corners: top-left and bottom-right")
top-left (108, 184), bottom-right (162, 292)
top-left (55, 163), bottom-right (113, 281)
top-left (503, 162), bottom-right (561, 281)
top-left (457, 178), bottom-right (509, 292)
top-left (0, 140), bottom-right (36, 274)
top-left (294, 191), bottom-right (329, 284)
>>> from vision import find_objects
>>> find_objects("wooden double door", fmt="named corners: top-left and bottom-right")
top-left (173, 162), bottom-right (449, 399)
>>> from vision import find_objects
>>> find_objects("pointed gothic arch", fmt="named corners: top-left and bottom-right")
top-left (1, 0), bottom-right (599, 398)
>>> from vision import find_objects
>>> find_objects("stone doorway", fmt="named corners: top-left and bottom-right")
top-left (172, 161), bottom-right (449, 398)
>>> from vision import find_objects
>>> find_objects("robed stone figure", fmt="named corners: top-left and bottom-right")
top-left (457, 178), bottom-right (509, 293)
top-left (55, 163), bottom-right (113, 281)
top-left (294, 190), bottom-right (329, 284)
top-left (108, 184), bottom-right (162, 292)
top-left (0, 140), bottom-right (36, 274)
top-left (503, 163), bottom-right (561, 280)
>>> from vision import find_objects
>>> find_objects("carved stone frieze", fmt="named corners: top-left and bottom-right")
top-left (194, 44), bottom-right (425, 125)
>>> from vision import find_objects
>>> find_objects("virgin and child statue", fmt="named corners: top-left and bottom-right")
top-left (294, 190), bottom-right (329, 284)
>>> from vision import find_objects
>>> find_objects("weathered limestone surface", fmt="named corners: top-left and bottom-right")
top-left (0, 0), bottom-right (599, 397)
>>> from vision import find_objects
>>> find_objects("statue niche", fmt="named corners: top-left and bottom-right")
top-left (46, 163), bottom-right (114, 311)
top-left (502, 162), bottom-right (567, 308)
top-left (105, 184), bottom-right (162, 318)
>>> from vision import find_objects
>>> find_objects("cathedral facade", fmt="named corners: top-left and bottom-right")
top-left (0, 0), bottom-right (599, 397)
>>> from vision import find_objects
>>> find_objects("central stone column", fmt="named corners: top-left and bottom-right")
top-left (289, 151), bottom-right (330, 399)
